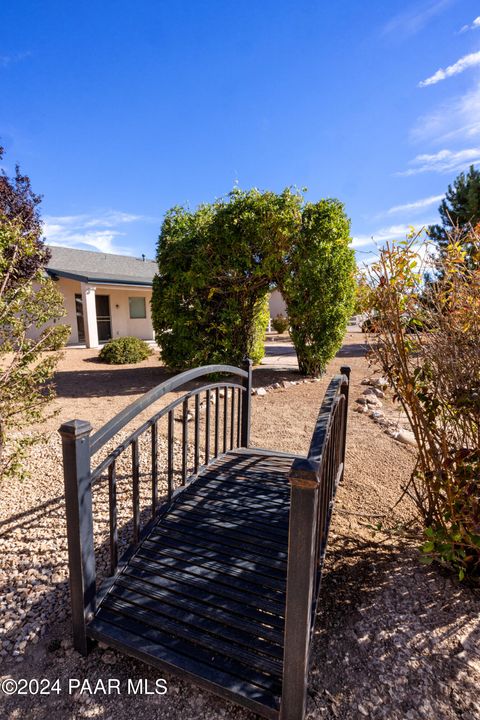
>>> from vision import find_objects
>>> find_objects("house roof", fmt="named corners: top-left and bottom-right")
top-left (46, 246), bottom-right (158, 287)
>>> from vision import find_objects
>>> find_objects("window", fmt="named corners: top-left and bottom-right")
top-left (129, 296), bottom-right (146, 319)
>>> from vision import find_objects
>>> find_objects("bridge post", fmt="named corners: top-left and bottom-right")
top-left (339, 366), bottom-right (351, 482)
top-left (59, 419), bottom-right (96, 655)
top-left (281, 459), bottom-right (320, 720)
top-left (241, 358), bottom-right (252, 448)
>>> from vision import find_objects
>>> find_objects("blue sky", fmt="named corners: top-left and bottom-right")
top-left (1, 0), bottom-right (480, 263)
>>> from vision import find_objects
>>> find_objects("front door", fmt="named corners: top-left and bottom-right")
top-left (95, 294), bottom-right (112, 342)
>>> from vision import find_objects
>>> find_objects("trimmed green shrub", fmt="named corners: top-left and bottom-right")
top-left (272, 314), bottom-right (289, 334)
top-left (152, 188), bottom-right (302, 369)
top-left (152, 189), bottom-right (355, 375)
top-left (281, 199), bottom-right (356, 375)
top-left (98, 336), bottom-right (152, 365)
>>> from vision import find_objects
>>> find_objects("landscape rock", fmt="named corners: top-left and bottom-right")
top-left (256, 387), bottom-right (267, 397)
top-left (394, 430), bottom-right (417, 447)
top-left (366, 396), bottom-right (383, 407)
top-left (101, 650), bottom-right (117, 665)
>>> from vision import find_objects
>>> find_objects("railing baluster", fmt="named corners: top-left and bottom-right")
top-left (151, 421), bottom-right (158, 517)
top-left (223, 388), bottom-right (228, 453)
top-left (167, 410), bottom-right (174, 501)
top-left (241, 358), bottom-right (253, 448)
top-left (214, 387), bottom-right (220, 457)
top-left (182, 398), bottom-right (188, 485)
top-left (339, 366), bottom-right (351, 483)
top-left (230, 385), bottom-right (235, 449)
top-left (132, 439), bottom-right (140, 544)
top-left (194, 394), bottom-right (200, 474)
top-left (108, 461), bottom-right (118, 575)
top-left (205, 389), bottom-right (211, 465)
top-left (236, 387), bottom-right (241, 447)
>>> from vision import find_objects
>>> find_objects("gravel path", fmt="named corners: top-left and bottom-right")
top-left (0, 333), bottom-right (479, 720)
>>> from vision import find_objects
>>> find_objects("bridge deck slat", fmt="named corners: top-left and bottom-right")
top-left (89, 448), bottom-right (296, 720)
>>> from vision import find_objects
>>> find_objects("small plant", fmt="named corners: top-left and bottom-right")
top-left (272, 314), bottom-right (289, 334)
top-left (99, 337), bottom-right (152, 365)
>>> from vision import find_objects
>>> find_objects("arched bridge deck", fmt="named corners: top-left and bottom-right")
top-left (60, 361), bottom-right (350, 720)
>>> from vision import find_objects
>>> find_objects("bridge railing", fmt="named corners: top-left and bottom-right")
top-left (60, 359), bottom-right (252, 654)
top-left (281, 366), bottom-right (350, 720)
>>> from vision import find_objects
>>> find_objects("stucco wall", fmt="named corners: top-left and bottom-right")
top-left (27, 277), bottom-right (79, 343)
top-left (28, 279), bottom-right (155, 345)
top-left (105, 287), bottom-right (154, 341)
top-left (59, 277), bottom-right (80, 343)
top-left (268, 289), bottom-right (287, 318)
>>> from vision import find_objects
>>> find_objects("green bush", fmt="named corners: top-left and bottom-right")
top-left (152, 189), bottom-right (355, 375)
top-left (282, 199), bottom-right (356, 375)
top-left (251, 296), bottom-right (270, 364)
top-left (151, 188), bottom-right (301, 369)
top-left (98, 336), bottom-right (152, 365)
top-left (272, 314), bottom-right (289, 334)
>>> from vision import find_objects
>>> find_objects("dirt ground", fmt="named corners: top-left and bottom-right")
top-left (0, 333), bottom-right (479, 720)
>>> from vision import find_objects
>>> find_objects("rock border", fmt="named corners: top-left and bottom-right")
top-left (354, 377), bottom-right (417, 448)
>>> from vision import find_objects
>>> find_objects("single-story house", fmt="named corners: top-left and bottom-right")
top-left (44, 246), bottom-right (157, 348)
top-left (43, 246), bottom-right (288, 348)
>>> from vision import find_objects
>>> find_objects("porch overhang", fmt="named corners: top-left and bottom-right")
top-left (46, 268), bottom-right (154, 288)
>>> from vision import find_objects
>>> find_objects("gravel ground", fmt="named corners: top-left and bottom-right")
top-left (0, 333), bottom-right (479, 720)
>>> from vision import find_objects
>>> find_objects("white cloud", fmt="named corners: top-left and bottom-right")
top-left (384, 195), bottom-right (443, 215)
top-left (382, 0), bottom-right (453, 37)
top-left (419, 50), bottom-right (480, 87)
top-left (43, 211), bottom-right (147, 254)
top-left (459, 16), bottom-right (480, 33)
top-left (352, 224), bottom-right (431, 249)
top-left (351, 235), bottom-right (376, 249)
top-left (397, 148), bottom-right (480, 175)
top-left (412, 81), bottom-right (480, 143)
top-left (0, 51), bottom-right (31, 68)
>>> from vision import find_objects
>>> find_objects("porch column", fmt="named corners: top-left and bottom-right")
top-left (81, 283), bottom-right (99, 349)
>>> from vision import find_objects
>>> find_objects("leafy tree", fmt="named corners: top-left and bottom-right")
top-left (0, 220), bottom-right (69, 479)
top-left (429, 165), bottom-right (480, 268)
top-left (0, 145), bottom-right (43, 236)
top-left (152, 189), bottom-right (355, 375)
top-left (0, 147), bottom-right (69, 479)
top-left (366, 227), bottom-right (480, 580)
top-left (353, 273), bottom-right (372, 315)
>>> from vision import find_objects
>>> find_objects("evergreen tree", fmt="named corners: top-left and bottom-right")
top-left (429, 165), bottom-right (480, 267)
